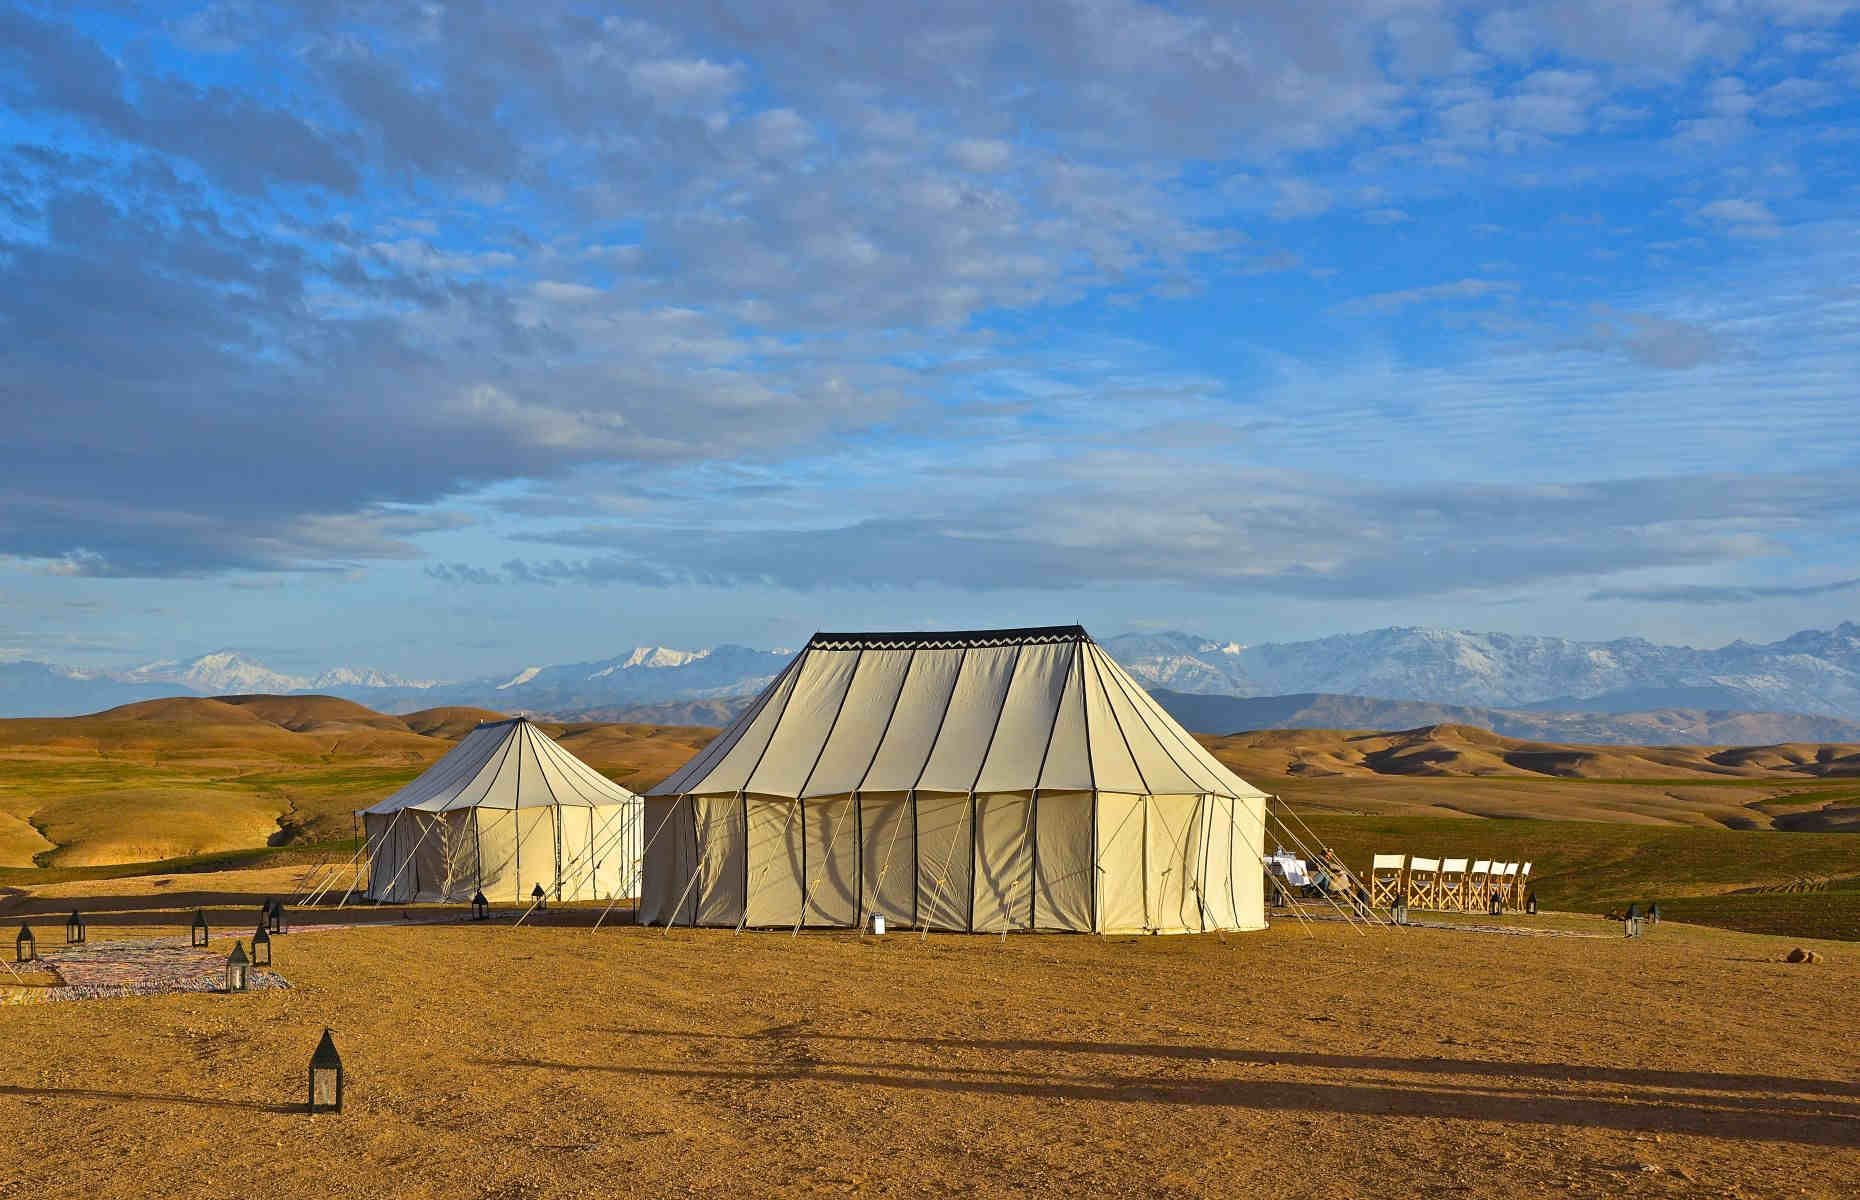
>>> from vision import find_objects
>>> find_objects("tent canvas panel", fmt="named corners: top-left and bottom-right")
top-left (748, 649), bottom-right (865, 797)
top-left (803, 795), bottom-right (860, 926)
top-left (974, 643), bottom-right (1075, 794)
top-left (971, 792), bottom-right (1033, 932)
top-left (1032, 790), bottom-right (1093, 931)
top-left (1096, 792), bottom-right (1146, 933)
top-left (914, 792), bottom-right (974, 931)
top-left (693, 795), bottom-right (746, 925)
top-left (800, 650), bottom-right (917, 797)
top-left (637, 797), bottom-right (694, 925)
top-left (915, 647), bottom-right (1020, 793)
top-left (857, 651), bottom-right (967, 793)
top-left (858, 791), bottom-right (915, 926)
top-left (1145, 794), bottom-right (1202, 932)
top-left (743, 796), bottom-right (804, 927)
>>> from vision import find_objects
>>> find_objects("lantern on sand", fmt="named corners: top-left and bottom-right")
top-left (308, 1029), bottom-right (343, 1114)
top-left (252, 923), bottom-right (272, 967)
top-left (16, 923), bottom-right (36, 963)
top-left (65, 909), bottom-right (85, 945)
top-left (191, 910), bottom-right (210, 948)
top-left (472, 891), bottom-right (489, 921)
top-left (225, 940), bottom-right (250, 993)
top-left (531, 883), bottom-right (546, 912)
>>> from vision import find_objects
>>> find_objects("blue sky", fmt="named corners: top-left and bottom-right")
top-left (3, 0), bottom-right (1859, 678)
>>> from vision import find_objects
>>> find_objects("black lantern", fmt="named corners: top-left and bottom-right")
top-left (15, 923), bottom-right (35, 963)
top-left (1488, 889), bottom-right (1504, 917)
top-left (531, 882), bottom-right (546, 912)
top-left (268, 899), bottom-right (285, 935)
top-left (1391, 896), bottom-right (1409, 926)
top-left (471, 891), bottom-right (489, 921)
top-left (191, 909), bottom-right (210, 948)
top-left (65, 909), bottom-right (85, 945)
top-left (1623, 901), bottom-right (1641, 938)
top-left (253, 923), bottom-right (272, 967)
top-left (1525, 891), bottom-right (1538, 916)
top-left (1648, 902), bottom-right (1660, 926)
top-left (308, 1028), bottom-right (343, 1114)
top-left (224, 940), bottom-right (251, 993)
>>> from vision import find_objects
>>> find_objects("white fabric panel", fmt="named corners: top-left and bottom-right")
top-left (1032, 791), bottom-right (1093, 931)
top-left (1095, 660), bottom-right (1205, 796)
top-left (587, 801), bottom-right (641, 900)
top-left (801, 650), bottom-right (916, 797)
top-left (859, 649), bottom-right (966, 792)
top-left (512, 807), bottom-right (557, 900)
top-left (1083, 654), bottom-right (1149, 794)
top-left (1146, 795), bottom-right (1201, 932)
top-left (363, 724), bottom-right (503, 813)
top-left (694, 795), bottom-right (745, 926)
top-left (858, 792), bottom-right (915, 927)
top-left (362, 812), bottom-right (403, 901)
top-left (748, 649), bottom-right (865, 796)
top-left (1410, 857), bottom-right (1440, 872)
top-left (553, 807), bottom-right (592, 900)
top-left (1469, 859), bottom-right (1491, 873)
top-left (803, 795), bottom-right (860, 926)
top-left (1096, 793), bottom-right (1146, 933)
top-left (1198, 796), bottom-right (1238, 930)
top-left (688, 667), bottom-right (805, 796)
top-left (652, 656), bottom-right (801, 796)
top-left (638, 798), bottom-right (696, 925)
top-left (1035, 648), bottom-right (1094, 792)
top-left (1442, 857), bottom-right (1469, 873)
top-left (1231, 795), bottom-right (1267, 931)
top-left (974, 643), bottom-right (1075, 794)
top-left (972, 793), bottom-right (1033, 932)
top-left (916, 646), bottom-right (1021, 793)
top-left (1100, 647), bottom-right (1266, 799)
top-left (914, 792), bottom-right (974, 931)
top-left (475, 809), bottom-right (518, 902)
top-left (743, 796), bottom-right (804, 927)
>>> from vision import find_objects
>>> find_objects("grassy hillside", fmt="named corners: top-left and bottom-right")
top-left (4, 697), bottom-right (1859, 939)
top-left (0, 697), bottom-right (715, 868)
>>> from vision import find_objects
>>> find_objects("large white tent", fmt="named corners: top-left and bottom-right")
top-left (361, 717), bottom-right (642, 904)
top-left (641, 626), bottom-right (1267, 933)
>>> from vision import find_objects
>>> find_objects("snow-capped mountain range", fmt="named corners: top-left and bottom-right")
top-left (4, 622), bottom-right (1860, 729)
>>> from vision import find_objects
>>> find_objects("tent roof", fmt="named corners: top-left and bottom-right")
top-left (649, 626), bottom-right (1265, 800)
top-left (362, 717), bottom-right (639, 814)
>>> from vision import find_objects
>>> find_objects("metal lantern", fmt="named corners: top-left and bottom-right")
top-left (269, 899), bottom-right (286, 935)
top-left (252, 923), bottom-right (272, 967)
top-left (225, 940), bottom-right (250, 993)
top-left (15, 923), bottom-right (35, 963)
top-left (471, 891), bottom-right (489, 921)
top-left (531, 882), bottom-right (546, 912)
top-left (1488, 889), bottom-right (1504, 917)
top-left (65, 909), bottom-right (85, 945)
top-left (1648, 902), bottom-right (1660, 926)
top-left (308, 1028), bottom-right (343, 1114)
top-left (191, 909), bottom-right (210, 948)
top-left (1525, 891), bottom-right (1538, 916)
top-left (1391, 896), bottom-right (1408, 926)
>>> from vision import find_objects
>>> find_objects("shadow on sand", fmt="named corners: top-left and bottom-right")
top-left (0, 1084), bottom-right (300, 1115)
top-left (468, 1026), bottom-right (1858, 1148)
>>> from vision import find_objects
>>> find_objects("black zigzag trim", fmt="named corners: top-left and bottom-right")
top-left (807, 625), bottom-right (1091, 651)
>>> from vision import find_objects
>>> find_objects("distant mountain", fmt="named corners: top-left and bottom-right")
top-left (1102, 622), bottom-right (1860, 721)
top-left (8, 620), bottom-right (1860, 728)
top-left (120, 651), bottom-right (437, 694)
top-left (1146, 689), bottom-right (1860, 747)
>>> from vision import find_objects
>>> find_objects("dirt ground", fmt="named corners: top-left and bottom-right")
top-left (0, 872), bottom-right (1855, 1199)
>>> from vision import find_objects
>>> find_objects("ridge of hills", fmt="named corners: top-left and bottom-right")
top-left (1, 694), bottom-right (1859, 869)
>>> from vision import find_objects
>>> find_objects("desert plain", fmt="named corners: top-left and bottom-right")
top-left (2, 696), bottom-right (1858, 1198)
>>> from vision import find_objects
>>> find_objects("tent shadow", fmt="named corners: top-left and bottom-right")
top-left (468, 1054), bottom-right (1857, 1147)
top-left (0, 1084), bottom-right (300, 1114)
top-left (600, 1026), bottom-right (1860, 1099)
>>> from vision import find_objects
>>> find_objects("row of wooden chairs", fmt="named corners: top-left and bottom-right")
top-left (1368, 855), bottom-right (1533, 913)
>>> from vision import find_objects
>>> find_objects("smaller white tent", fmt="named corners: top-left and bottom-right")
top-left (360, 717), bottom-right (641, 904)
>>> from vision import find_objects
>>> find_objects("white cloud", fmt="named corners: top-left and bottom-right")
top-left (1334, 278), bottom-right (1518, 315)
top-left (949, 138), bottom-right (1012, 171)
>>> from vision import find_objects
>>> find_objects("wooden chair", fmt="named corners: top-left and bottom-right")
top-left (1369, 853), bottom-right (1406, 910)
top-left (1407, 857), bottom-right (1442, 911)
top-left (1467, 860), bottom-right (1492, 913)
top-left (1492, 862), bottom-right (1518, 912)
top-left (1512, 861), bottom-right (1533, 908)
top-left (1438, 858), bottom-right (1469, 912)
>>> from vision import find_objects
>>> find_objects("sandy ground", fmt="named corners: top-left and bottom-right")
top-left (0, 875), bottom-right (1855, 1199)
